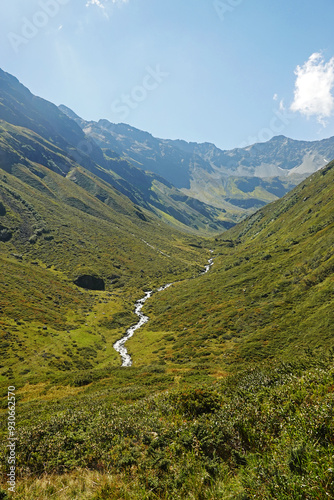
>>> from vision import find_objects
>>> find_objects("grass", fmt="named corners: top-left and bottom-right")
top-left (1, 351), bottom-right (333, 499)
top-left (0, 149), bottom-right (213, 394)
top-left (0, 83), bottom-right (333, 498)
top-left (137, 162), bottom-right (334, 377)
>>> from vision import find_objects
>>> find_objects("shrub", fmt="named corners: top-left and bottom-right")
top-left (0, 488), bottom-right (8, 499)
top-left (72, 372), bottom-right (94, 387)
top-left (169, 387), bottom-right (222, 417)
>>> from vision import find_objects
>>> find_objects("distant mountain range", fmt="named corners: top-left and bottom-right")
top-left (59, 104), bottom-right (334, 220)
top-left (1, 68), bottom-right (333, 500)
top-left (2, 66), bottom-right (334, 233)
top-left (0, 68), bottom-right (231, 234)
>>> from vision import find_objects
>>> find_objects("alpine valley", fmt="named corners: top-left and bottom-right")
top-left (0, 69), bottom-right (333, 499)
top-left (60, 104), bottom-right (334, 222)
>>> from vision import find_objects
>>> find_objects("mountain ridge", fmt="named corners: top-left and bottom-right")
top-left (0, 69), bottom-right (333, 500)
top-left (0, 69), bottom-right (230, 234)
top-left (59, 103), bottom-right (334, 217)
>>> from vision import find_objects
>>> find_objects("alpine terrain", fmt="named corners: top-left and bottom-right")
top-left (0, 69), bottom-right (333, 499)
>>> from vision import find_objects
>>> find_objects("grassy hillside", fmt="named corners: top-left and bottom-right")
top-left (132, 161), bottom-right (334, 377)
top-left (0, 68), bottom-right (230, 235)
top-left (0, 139), bottom-right (215, 393)
top-left (181, 172), bottom-right (298, 217)
top-left (0, 118), bottom-right (229, 235)
top-left (1, 352), bottom-right (333, 499)
top-left (0, 162), bottom-right (333, 499)
top-left (0, 68), bottom-right (333, 499)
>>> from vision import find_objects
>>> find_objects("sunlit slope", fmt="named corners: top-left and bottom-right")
top-left (134, 162), bottom-right (334, 374)
top-left (0, 117), bottom-right (229, 235)
top-left (0, 144), bottom-right (212, 389)
top-left (0, 65), bottom-right (230, 235)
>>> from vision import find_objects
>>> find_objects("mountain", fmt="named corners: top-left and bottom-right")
top-left (1, 67), bottom-right (332, 387)
top-left (0, 69), bottom-right (230, 234)
top-left (139, 160), bottom-right (334, 371)
top-left (60, 105), bottom-right (334, 219)
top-left (1, 156), bottom-right (333, 500)
top-left (0, 69), bottom-right (218, 387)
top-left (0, 69), bottom-right (333, 500)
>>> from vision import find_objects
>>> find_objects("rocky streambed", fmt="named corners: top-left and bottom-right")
top-left (113, 255), bottom-right (213, 367)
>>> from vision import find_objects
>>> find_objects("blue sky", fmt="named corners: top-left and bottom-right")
top-left (2, 0), bottom-right (334, 150)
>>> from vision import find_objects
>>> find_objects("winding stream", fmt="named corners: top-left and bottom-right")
top-left (201, 257), bottom-right (214, 274)
top-left (113, 255), bottom-right (213, 367)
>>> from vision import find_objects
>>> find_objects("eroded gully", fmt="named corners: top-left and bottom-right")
top-left (113, 253), bottom-right (214, 367)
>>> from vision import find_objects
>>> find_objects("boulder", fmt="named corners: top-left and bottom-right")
top-left (0, 228), bottom-right (12, 242)
top-left (74, 275), bottom-right (105, 291)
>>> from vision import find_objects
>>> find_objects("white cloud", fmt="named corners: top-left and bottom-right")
top-left (290, 52), bottom-right (334, 125)
top-left (86, 0), bottom-right (105, 8)
top-left (86, 0), bottom-right (128, 7)
top-left (273, 93), bottom-right (278, 101)
top-left (86, 0), bottom-right (128, 18)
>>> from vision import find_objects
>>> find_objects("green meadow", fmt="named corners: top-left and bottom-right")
top-left (0, 161), bottom-right (333, 498)
top-left (0, 71), bottom-right (333, 497)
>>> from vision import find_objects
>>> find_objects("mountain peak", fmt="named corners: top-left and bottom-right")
top-left (269, 134), bottom-right (288, 142)
top-left (58, 104), bottom-right (82, 121)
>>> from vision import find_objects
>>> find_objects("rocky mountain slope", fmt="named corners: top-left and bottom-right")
top-left (60, 104), bottom-right (334, 218)
top-left (0, 70), bottom-right (333, 500)
top-left (0, 69), bottom-right (229, 234)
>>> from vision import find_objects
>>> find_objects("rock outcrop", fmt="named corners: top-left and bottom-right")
top-left (74, 275), bottom-right (105, 291)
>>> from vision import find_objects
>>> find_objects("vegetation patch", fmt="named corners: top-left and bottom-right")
top-left (1, 352), bottom-right (333, 499)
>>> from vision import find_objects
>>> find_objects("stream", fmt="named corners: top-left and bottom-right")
top-left (113, 255), bottom-right (213, 367)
